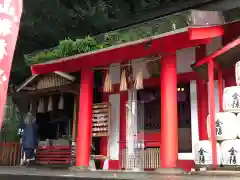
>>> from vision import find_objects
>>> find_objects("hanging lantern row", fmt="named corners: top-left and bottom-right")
top-left (103, 56), bottom-right (159, 92)
top-left (37, 94), bottom-right (64, 113)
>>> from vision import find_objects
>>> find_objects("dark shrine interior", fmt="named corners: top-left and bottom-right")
top-left (36, 93), bottom-right (74, 141)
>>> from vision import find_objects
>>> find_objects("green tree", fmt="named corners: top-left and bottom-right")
top-left (0, 97), bottom-right (21, 142)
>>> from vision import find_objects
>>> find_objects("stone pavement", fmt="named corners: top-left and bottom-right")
top-left (1, 167), bottom-right (240, 180)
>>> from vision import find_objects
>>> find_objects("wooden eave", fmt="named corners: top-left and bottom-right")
top-left (16, 72), bottom-right (76, 92)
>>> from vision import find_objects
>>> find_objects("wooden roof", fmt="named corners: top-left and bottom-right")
top-left (16, 72), bottom-right (76, 92)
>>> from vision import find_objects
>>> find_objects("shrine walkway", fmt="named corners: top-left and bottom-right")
top-left (1, 167), bottom-right (240, 180)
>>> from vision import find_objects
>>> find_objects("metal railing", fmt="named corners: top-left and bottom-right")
top-left (121, 148), bottom-right (160, 169)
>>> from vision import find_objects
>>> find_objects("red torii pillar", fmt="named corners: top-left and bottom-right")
top-left (208, 60), bottom-right (217, 168)
top-left (195, 58), bottom-right (221, 169)
top-left (218, 70), bottom-right (224, 112)
top-left (196, 45), bottom-right (209, 140)
top-left (76, 68), bottom-right (94, 168)
top-left (160, 54), bottom-right (178, 168)
top-left (197, 79), bottom-right (209, 140)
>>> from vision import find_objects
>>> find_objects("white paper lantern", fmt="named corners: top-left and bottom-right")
top-left (207, 112), bottom-right (237, 141)
top-left (194, 140), bottom-right (222, 165)
top-left (235, 61), bottom-right (240, 85)
top-left (221, 139), bottom-right (240, 165)
top-left (223, 86), bottom-right (240, 112)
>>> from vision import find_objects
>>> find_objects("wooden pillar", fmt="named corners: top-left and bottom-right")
top-left (160, 54), bottom-right (178, 168)
top-left (76, 69), bottom-right (94, 168)
top-left (208, 60), bottom-right (217, 168)
top-left (71, 98), bottom-right (78, 142)
top-left (71, 97), bottom-right (78, 165)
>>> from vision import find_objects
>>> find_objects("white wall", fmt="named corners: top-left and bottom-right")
top-left (190, 81), bottom-right (200, 147)
top-left (109, 63), bottom-right (121, 84)
top-left (177, 46), bottom-right (198, 160)
top-left (176, 47), bottom-right (195, 73)
top-left (108, 94), bottom-right (120, 160)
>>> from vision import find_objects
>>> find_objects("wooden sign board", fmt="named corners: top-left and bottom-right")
top-left (92, 102), bottom-right (110, 137)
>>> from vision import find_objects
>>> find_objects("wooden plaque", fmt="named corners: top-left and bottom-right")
top-left (92, 102), bottom-right (110, 137)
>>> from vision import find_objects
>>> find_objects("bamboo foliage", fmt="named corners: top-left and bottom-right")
top-left (1, 97), bottom-right (21, 142)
